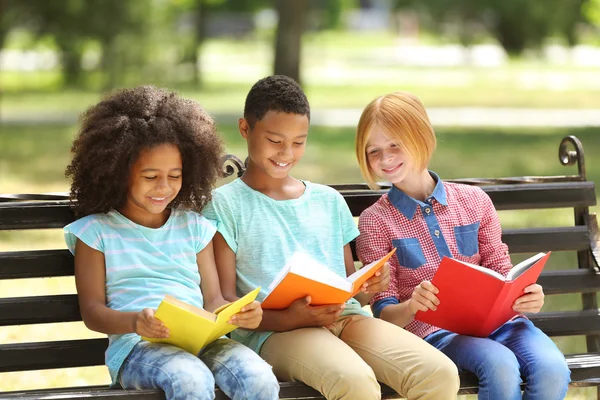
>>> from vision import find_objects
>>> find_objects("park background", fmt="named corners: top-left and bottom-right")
top-left (1, 0), bottom-right (600, 398)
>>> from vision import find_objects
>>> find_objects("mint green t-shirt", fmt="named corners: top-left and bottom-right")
top-left (203, 179), bottom-right (368, 354)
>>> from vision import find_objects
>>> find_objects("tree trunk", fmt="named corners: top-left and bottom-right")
top-left (493, 15), bottom-right (527, 56)
top-left (273, 0), bottom-right (309, 85)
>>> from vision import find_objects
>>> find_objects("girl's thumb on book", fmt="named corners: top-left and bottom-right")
top-left (305, 296), bottom-right (312, 305)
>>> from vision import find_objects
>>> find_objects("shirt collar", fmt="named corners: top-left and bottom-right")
top-left (387, 171), bottom-right (447, 220)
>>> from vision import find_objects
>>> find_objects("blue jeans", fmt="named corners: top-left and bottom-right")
top-left (119, 338), bottom-right (280, 400)
top-left (424, 317), bottom-right (570, 400)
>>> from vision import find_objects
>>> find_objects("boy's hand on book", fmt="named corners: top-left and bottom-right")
top-left (360, 262), bottom-right (390, 293)
top-left (135, 308), bottom-right (170, 338)
top-left (287, 296), bottom-right (345, 327)
top-left (408, 281), bottom-right (440, 316)
top-left (513, 284), bottom-right (545, 314)
top-left (229, 300), bottom-right (263, 329)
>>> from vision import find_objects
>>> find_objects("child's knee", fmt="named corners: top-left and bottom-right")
top-left (323, 363), bottom-right (381, 400)
top-left (410, 353), bottom-right (460, 395)
top-left (526, 356), bottom-right (571, 396)
top-left (159, 355), bottom-right (216, 399)
top-left (239, 362), bottom-right (280, 400)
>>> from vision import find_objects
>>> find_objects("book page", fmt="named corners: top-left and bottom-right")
top-left (287, 252), bottom-right (352, 292)
top-left (454, 259), bottom-right (506, 281)
top-left (348, 248), bottom-right (397, 292)
top-left (163, 295), bottom-right (216, 322)
top-left (506, 252), bottom-right (546, 281)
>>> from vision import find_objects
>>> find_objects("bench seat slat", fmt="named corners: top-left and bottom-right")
top-left (1, 353), bottom-right (599, 399)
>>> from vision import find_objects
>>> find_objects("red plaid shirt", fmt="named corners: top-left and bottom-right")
top-left (356, 172), bottom-right (512, 339)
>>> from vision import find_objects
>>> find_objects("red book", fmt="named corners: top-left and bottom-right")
top-left (415, 252), bottom-right (551, 337)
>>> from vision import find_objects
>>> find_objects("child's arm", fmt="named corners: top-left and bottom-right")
top-left (198, 238), bottom-right (262, 329)
top-left (378, 281), bottom-right (440, 327)
top-left (212, 232), bottom-right (344, 331)
top-left (74, 239), bottom-right (168, 338)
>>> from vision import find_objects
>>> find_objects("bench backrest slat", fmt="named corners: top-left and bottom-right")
top-left (0, 338), bottom-right (107, 373)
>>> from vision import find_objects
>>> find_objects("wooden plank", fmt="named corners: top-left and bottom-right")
top-left (4, 269), bottom-right (600, 327)
top-left (0, 250), bottom-right (73, 280)
top-left (0, 339), bottom-right (107, 372)
top-left (530, 310), bottom-right (600, 337)
top-left (0, 201), bottom-right (74, 230)
top-left (2, 226), bottom-right (588, 281)
top-left (1, 354), bottom-right (599, 399)
top-left (1, 182), bottom-right (596, 231)
top-left (342, 182), bottom-right (597, 215)
top-left (0, 295), bottom-right (81, 326)
top-left (503, 226), bottom-right (589, 253)
top-left (539, 269), bottom-right (600, 295)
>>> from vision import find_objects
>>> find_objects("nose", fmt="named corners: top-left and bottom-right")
top-left (278, 144), bottom-right (294, 159)
top-left (155, 176), bottom-right (171, 192)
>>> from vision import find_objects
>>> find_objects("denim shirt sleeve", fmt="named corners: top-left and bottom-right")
top-left (371, 296), bottom-right (400, 318)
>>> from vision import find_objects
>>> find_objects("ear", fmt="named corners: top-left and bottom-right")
top-left (238, 118), bottom-right (250, 139)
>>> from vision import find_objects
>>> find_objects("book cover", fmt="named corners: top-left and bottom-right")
top-left (261, 248), bottom-right (396, 310)
top-left (142, 287), bottom-right (261, 355)
top-left (414, 252), bottom-right (550, 337)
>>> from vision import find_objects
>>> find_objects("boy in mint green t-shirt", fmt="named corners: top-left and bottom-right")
top-left (203, 75), bottom-right (459, 400)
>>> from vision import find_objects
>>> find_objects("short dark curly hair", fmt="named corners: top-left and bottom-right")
top-left (244, 75), bottom-right (310, 128)
top-left (65, 85), bottom-right (224, 217)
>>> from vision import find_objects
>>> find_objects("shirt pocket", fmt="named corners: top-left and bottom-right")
top-left (454, 222), bottom-right (480, 257)
top-left (392, 238), bottom-right (426, 270)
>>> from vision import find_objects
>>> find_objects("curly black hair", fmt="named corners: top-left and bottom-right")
top-left (65, 85), bottom-right (224, 217)
top-left (243, 75), bottom-right (310, 128)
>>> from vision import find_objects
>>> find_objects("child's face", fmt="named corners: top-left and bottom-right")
top-left (240, 111), bottom-right (309, 180)
top-left (124, 143), bottom-right (183, 220)
top-left (366, 126), bottom-right (413, 185)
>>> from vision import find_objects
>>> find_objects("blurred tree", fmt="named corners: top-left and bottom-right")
top-left (274, 0), bottom-right (309, 84)
top-left (394, 0), bottom-right (594, 54)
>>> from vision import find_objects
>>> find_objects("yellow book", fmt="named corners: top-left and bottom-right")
top-left (142, 287), bottom-right (261, 355)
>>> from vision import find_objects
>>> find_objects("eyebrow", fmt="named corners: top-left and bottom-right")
top-left (140, 168), bottom-right (182, 173)
top-left (266, 130), bottom-right (308, 139)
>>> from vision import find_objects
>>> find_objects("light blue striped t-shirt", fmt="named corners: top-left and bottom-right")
top-left (203, 179), bottom-right (368, 354)
top-left (64, 209), bottom-right (216, 383)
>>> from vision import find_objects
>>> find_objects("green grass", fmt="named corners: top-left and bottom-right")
top-left (2, 33), bottom-right (600, 114)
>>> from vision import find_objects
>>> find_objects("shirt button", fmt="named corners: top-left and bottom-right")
top-left (425, 208), bottom-right (431, 214)
top-left (434, 230), bottom-right (440, 237)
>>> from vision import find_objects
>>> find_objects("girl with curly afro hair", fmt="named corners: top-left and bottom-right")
top-left (63, 86), bottom-right (279, 400)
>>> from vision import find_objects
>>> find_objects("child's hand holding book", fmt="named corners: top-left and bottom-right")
top-left (228, 300), bottom-right (263, 329)
top-left (285, 296), bottom-right (346, 328)
top-left (512, 284), bottom-right (545, 314)
top-left (134, 308), bottom-right (170, 338)
top-left (408, 281), bottom-right (440, 316)
top-left (359, 262), bottom-right (391, 294)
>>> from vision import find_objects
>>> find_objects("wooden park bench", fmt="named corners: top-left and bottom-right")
top-left (1, 135), bottom-right (599, 399)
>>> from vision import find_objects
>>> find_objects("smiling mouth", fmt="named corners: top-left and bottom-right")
top-left (270, 159), bottom-right (291, 168)
top-left (382, 163), bottom-right (402, 174)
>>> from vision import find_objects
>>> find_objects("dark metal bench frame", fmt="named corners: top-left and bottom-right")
top-left (1, 135), bottom-right (600, 399)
